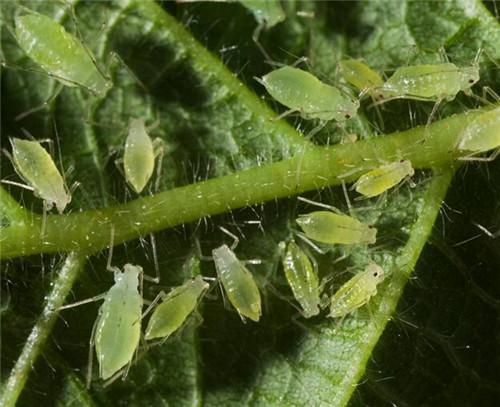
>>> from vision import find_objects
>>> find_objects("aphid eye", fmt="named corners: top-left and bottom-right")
top-left (468, 79), bottom-right (475, 83)
top-left (345, 114), bottom-right (351, 119)
top-left (373, 272), bottom-right (378, 277)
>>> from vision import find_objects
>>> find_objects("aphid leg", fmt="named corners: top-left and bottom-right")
top-left (86, 317), bottom-right (99, 388)
top-left (58, 293), bottom-right (107, 310)
top-left (423, 98), bottom-right (443, 139)
top-left (15, 83), bottom-right (64, 122)
top-left (252, 23), bottom-right (272, 62)
top-left (459, 148), bottom-right (500, 162)
top-left (193, 237), bottom-right (213, 262)
top-left (0, 179), bottom-right (35, 192)
top-left (106, 225), bottom-right (119, 273)
top-left (143, 233), bottom-right (160, 284)
top-left (341, 181), bottom-right (354, 217)
top-left (152, 138), bottom-right (166, 193)
top-left (272, 108), bottom-right (299, 122)
top-left (306, 121), bottom-right (326, 139)
top-left (293, 231), bottom-right (326, 255)
top-left (481, 86), bottom-right (500, 103)
top-left (472, 221), bottom-right (500, 238)
top-left (140, 290), bottom-right (166, 321)
top-left (107, 51), bottom-right (147, 92)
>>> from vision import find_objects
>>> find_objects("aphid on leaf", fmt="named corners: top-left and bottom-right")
top-left (329, 263), bottom-right (386, 318)
top-left (212, 244), bottom-right (262, 322)
top-left (339, 59), bottom-right (384, 96)
top-left (296, 211), bottom-right (377, 245)
top-left (13, 11), bottom-right (112, 97)
top-left (145, 275), bottom-right (209, 341)
top-left (257, 66), bottom-right (359, 123)
top-left (353, 160), bottom-right (415, 198)
top-left (279, 241), bottom-right (320, 318)
top-left (6, 137), bottom-right (71, 213)
top-left (123, 118), bottom-right (165, 194)
top-left (456, 106), bottom-right (500, 161)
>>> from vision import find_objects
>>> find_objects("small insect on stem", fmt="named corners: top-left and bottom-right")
top-left (338, 59), bottom-right (384, 98)
top-left (279, 241), bottom-right (321, 318)
top-left (256, 66), bottom-right (359, 124)
top-left (13, 10), bottom-right (112, 97)
top-left (456, 106), bottom-right (500, 161)
top-left (5, 137), bottom-right (71, 214)
top-left (329, 263), bottom-right (386, 319)
top-left (296, 211), bottom-right (377, 246)
top-left (212, 244), bottom-right (262, 322)
top-left (353, 160), bottom-right (415, 198)
top-left (144, 274), bottom-right (209, 341)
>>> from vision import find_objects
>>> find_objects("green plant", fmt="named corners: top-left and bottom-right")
top-left (1, 1), bottom-right (499, 406)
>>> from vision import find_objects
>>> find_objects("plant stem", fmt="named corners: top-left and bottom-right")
top-left (0, 253), bottom-right (87, 407)
top-left (0, 107), bottom-right (492, 260)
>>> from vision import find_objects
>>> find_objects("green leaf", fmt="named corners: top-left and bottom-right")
top-left (1, 1), bottom-right (499, 406)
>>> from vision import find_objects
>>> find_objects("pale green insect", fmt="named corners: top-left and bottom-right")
top-left (296, 211), bottom-right (377, 245)
top-left (123, 118), bottom-right (164, 194)
top-left (212, 244), bottom-right (262, 322)
top-left (238, 0), bottom-right (285, 30)
top-left (9, 137), bottom-right (70, 213)
top-left (279, 241), bottom-right (320, 318)
top-left (373, 63), bottom-right (479, 102)
top-left (329, 263), bottom-right (385, 318)
top-left (456, 107), bottom-right (500, 159)
top-left (94, 264), bottom-right (143, 380)
top-left (339, 59), bottom-right (384, 95)
top-left (257, 66), bottom-right (360, 122)
top-left (354, 160), bottom-right (415, 198)
top-left (145, 275), bottom-right (209, 341)
top-left (14, 11), bottom-right (111, 96)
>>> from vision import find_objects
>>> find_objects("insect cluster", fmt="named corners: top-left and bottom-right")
top-left (3, 1), bottom-right (499, 389)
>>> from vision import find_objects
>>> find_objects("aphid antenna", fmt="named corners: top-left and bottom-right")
top-left (0, 178), bottom-right (34, 192)
top-left (472, 221), bottom-right (500, 238)
top-left (15, 84), bottom-right (64, 122)
top-left (293, 231), bottom-right (326, 255)
top-left (297, 196), bottom-right (344, 215)
top-left (218, 225), bottom-right (240, 251)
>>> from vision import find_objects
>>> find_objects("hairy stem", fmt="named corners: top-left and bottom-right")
top-left (0, 253), bottom-right (87, 407)
top-left (1, 107), bottom-right (493, 260)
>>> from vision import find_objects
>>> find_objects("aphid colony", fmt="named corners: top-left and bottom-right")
top-left (3, 4), bottom-right (500, 387)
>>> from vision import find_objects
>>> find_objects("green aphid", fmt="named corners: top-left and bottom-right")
top-left (257, 66), bottom-right (359, 122)
top-left (14, 12), bottom-right (111, 96)
top-left (238, 0), bottom-right (285, 29)
top-left (456, 106), bottom-right (500, 159)
top-left (296, 211), bottom-right (377, 245)
top-left (279, 241), bottom-right (320, 318)
top-left (339, 59), bottom-right (384, 95)
top-left (329, 263), bottom-right (385, 318)
top-left (145, 275), bottom-right (209, 341)
top-left (354, 160), bottom-right (414, 198)
top-left (213, 244), bottom-right (262, 322)
top-left (9, 137), bottom-right (70, 213)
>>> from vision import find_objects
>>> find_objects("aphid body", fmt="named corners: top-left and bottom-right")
top-left (296, 211), bottom-right (377, 245)
top-left (279, 241), bottom-right (320, 318)
top-left (212, 244), bottom-right (262, 322)
top-left (123, 118), bottom-right (156, 194)
top-left (95, 264), bottom-right (143, 380)
top-left (145, 276), bottom-right (209, 340)
top-left (14, 13), bottom-right (111, 96)
top-left (456, 107), bottom-right (500, 154)
top-left (354, 160), bottom-right (414, 198)
top-left (329, 263), bottom-right (385, 318)
top-left (258, 66), bottom-right (359, 122)
top-left (10, 137), bottom-right (70, 213)
top-left (374, 63), bottom-right (479, 102)
top-left (339, 59), bottom-right (384, 94)
top-left (238, 0), bottom-right (285, 29)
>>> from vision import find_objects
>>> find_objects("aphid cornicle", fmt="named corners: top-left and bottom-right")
top-left (339, 59), bottom-right (384, 95)
top-left (257, 66), bottom-right (359, 122)
top-left (373, 63), bottom-right (479, 102)
top-left (145, 275), bottom-right (209, 341)
top-left (456, 107), bottom-right (500, 156)
top-left (279, 241), bottom-right (320, 318)
top-left (212, 244), bottom-right (262, 322)
top-left (14, 12), bottom-right (111, 96)
top-left (329, 263), bottom-right (386, 318)
top-left (94, 264), bottom-right (143, 380)
top-left (296, 211), bottom-right (377, 245)
top-left (9, 137), bottom-right (71, 213)
top-left (354, 160), bottom-right (415, 198)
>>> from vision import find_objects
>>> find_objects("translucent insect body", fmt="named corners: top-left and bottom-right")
top-left (354, 160), bottom-right (415, 198)
top-left (296, 211), bottom-right (377, 245)
top-left (14, 12), bottom-right (111, 96)
top-left (258, 66), bottom-right (359, 122)
top-left (145, 276), bottom-right (209, 340)
top-left (456, 107), bottom-right (500, 156)
top-left (279, 241), bottom-right (320, 318)
top-left (329, 263), bottom-right (385, 318)
top-left (212, 244), bottom-right (262, 322)
top-left (339, 59), bottom-right (384, 95)
top-left (9, 137), bottom-right (70, 213)
top-left (94, 264), bottom-right (143, 380)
